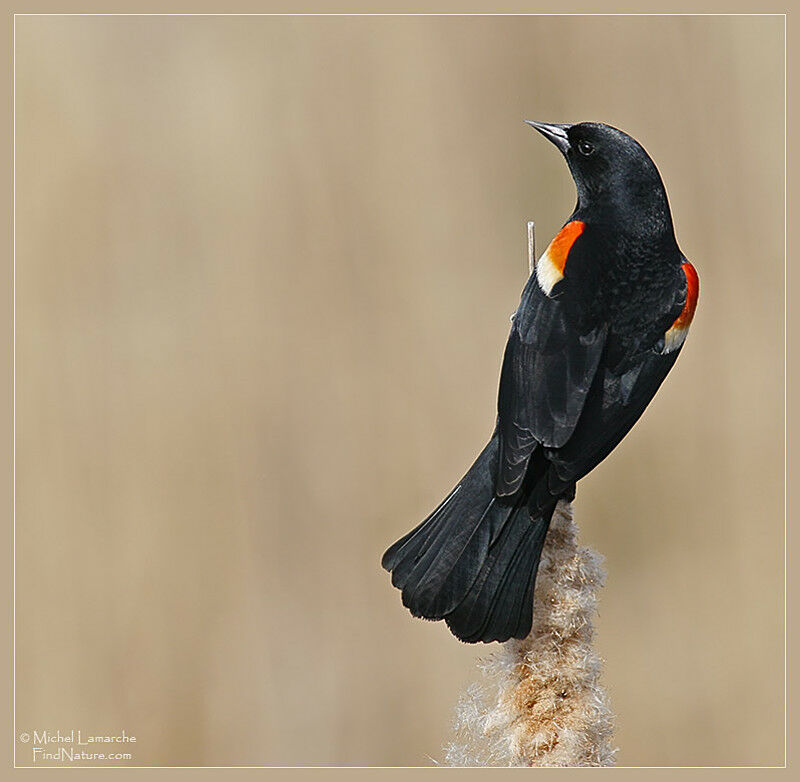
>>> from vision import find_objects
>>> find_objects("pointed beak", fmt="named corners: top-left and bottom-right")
top-left (525, 121), bottom-right (571, 154)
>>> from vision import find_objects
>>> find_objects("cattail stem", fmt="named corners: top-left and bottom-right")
top-left (444, 501), bottom-right (616, 766)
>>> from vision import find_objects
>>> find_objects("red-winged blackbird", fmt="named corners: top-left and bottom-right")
top-left (382, 121), bottom-right (699, 644)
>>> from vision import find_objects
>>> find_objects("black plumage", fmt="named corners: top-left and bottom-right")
top-left (382, 122), bottom-right (699, 643)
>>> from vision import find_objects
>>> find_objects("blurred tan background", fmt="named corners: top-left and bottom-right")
top-left (15, 15), bottom-right (784, 766)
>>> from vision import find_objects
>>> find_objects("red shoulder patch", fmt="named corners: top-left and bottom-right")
top-left (673, 262), bottom-right (699, 330)
top-left (548, 220), bottom-right (585, 274)
top-left (536, 220), bottom-right (585, 295)
top-left (663, 262), bottom-right (699, 353)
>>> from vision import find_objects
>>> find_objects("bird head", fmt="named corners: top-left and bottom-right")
top-left (525, 121), bottom-right (674, 236)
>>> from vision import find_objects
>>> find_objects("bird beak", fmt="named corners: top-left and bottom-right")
top-left (525, 121), bottom-right (572, 154)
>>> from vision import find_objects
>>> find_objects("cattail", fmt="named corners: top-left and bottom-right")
top-left (445, 501), bottom-right (616, 766)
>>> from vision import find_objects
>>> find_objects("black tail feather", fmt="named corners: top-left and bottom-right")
top-left (382, 434), bottom-right (556, 643)
top-left (443, 509), bottom-right (551, 643)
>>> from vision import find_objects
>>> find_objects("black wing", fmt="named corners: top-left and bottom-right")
top-left (530, 264), bottom-right (692, 507)
top-left (538, 347), bottom-right (681, 502)
top-left (496, 272), bottom-right (606, 497)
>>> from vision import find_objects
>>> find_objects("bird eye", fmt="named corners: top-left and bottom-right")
top-left (577, 140), bottom-right (595, 156)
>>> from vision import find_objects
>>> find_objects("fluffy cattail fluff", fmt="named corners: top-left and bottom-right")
top-left (444, 501), bottom-right (616, 766)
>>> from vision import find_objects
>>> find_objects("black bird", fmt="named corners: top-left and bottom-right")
top-left (382, 121), bottom-right (699, 644)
